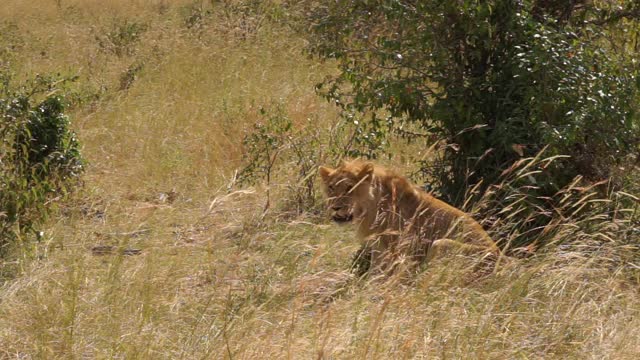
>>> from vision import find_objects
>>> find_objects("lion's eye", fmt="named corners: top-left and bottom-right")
top-left (328, 185), bottom-right (335, 191)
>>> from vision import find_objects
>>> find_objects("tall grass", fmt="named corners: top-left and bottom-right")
top-left (0, 1), bottom-right (638, 359)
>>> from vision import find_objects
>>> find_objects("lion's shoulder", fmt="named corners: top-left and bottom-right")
top-left (371, 164), bottom-right (467, 217)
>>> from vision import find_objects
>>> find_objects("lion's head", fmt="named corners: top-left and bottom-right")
top-left (318, 160), bottom-right (375, 224)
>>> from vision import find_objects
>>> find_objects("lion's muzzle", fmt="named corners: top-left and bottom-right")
top-left (332, 213), bottom-right (353, 223)
top-left (329, 203), bottom-right (354, 223)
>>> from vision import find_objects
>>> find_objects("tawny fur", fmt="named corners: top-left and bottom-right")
top-left (319, 159), bottom-right (499, 271)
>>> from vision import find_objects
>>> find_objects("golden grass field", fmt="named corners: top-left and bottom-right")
top-left (1, 1), bottom-right (639, 358)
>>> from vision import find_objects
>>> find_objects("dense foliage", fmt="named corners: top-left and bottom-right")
top-left (1, 74), bottom-right (83, 252)
top-left (302, 0), bottom-right (640, 205)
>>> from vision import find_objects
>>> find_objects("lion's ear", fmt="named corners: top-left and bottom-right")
top-left (318, 166), bottom-right (333, 182)
top-left (358, 162), bottom-right (374, 179)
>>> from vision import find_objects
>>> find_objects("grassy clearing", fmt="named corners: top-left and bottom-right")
top-left (0, 1), bottom-right (639, 358)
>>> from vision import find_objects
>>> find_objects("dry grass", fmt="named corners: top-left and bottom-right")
top-left (1, 1), bottom-right (639, 359)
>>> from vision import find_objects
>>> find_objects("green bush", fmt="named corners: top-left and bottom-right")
top-left (237, 104), bottom-right (325, 215)
top-left (181, 0), bottom-right (288, 40)
top-left (1, 73), bottom-right (83, 253)
top-left (181, 3), bottom-right (212, 32)
top-left (96, 18), bottom-right (148, 57)
top-left (301, 0), bottom-right (640, 206)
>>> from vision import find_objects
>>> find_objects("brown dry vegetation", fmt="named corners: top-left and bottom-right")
top-left (0, 1), bottom-right (639, 359)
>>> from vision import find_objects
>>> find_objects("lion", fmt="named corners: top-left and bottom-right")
top-left (319, 159), bottom-right (500, 272)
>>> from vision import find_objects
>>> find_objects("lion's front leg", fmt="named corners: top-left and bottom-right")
top-left (362, 234), bottom-right (399, 274)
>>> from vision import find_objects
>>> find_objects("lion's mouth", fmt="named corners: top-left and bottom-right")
top-left (332, 214), bottom-right (353, 223)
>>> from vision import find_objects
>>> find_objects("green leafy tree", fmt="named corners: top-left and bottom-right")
top-left (1, 74), bottom-right (83, 252)
top-left (301, 0), bottom-right (640, 205)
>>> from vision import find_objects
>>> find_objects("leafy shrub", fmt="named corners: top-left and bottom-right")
top-left (119, 61), bottom-right (144, 91)
top-left (96, 18), bottom-right (148, 57)
top-left (217, 0), bottom-right (282, 39)
top-left (301, 0), bottom-right (640, 206)
top-left (0, 21), bottom-right (23, 67)
top-left (1, 73), bottom-right (83, 253)
top-left (182, 3), bottom-right (212, 32)
top-left (237, 104), bottom-right (330, 215)
top-left (181, 0), bottom-right (288, 40)
top-left (237, 106), bottom-right (293, 189)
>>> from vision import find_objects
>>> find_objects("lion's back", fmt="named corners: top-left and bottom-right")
top-left (373, 169), bottom-right (494, 248)
top-left (415, 190), bottom-right (495, 249)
